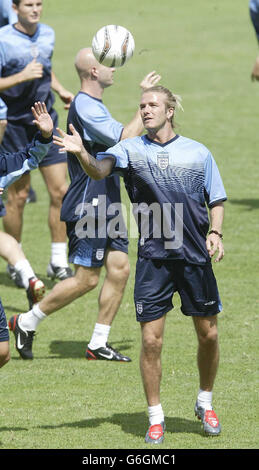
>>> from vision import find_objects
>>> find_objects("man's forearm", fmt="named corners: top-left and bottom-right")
top-left (121, 109), bottom-right (143, 140)
top-left (75, 147), bottom-right (114, 180)
top-left (51, 71), bottom-right (64, 95)
top-left (0, 73), bottom-right (24, 92)
top-left (51, 71), bottom-right (71, 97)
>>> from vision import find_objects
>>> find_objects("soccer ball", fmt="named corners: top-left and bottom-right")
top-left (92, 25), bottom-right (135, 67)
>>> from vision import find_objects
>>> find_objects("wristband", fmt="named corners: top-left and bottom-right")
top-left (208, 230), bottom-right (223, 239)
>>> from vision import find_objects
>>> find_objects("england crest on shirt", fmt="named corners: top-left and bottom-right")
top-left (157, 152), bottom-right (169, 170)
top-left (96, 249), bottom-right (104, 260)
top-left (30, 44), bottom-right (39, 60)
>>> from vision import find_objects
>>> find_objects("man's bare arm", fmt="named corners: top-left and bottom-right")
top-left (53, 124), bottom-right (114, 180)
top-left (51, 72), bottom-right (74, 109)
top-left (0, 59), bottom-right (43, 92)
top-left (206, 202), bottom-right (225, 262)
top-left (120, 71), bottom-right (161, 140)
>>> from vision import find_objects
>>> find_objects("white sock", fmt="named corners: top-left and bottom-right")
top-left (19, 304), bottom-right (47, 331)
top-left (51, 242), bottom-right (68, 268)
top-left (14, 259), bottom-right (35, 289)
top-left (148, 404), bottom-right (164, 426)
top-left (88, 323), bottom-right (111, 350)
top-left (197, 389), bottom-right (213, 410)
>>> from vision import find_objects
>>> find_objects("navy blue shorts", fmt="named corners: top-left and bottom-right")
top-left (0, 195), bottom-right (6, 217)
top-left (66, 221), bottom-right (129, 267)
top-left (0, 109), bottom-right (67, 167)
top-left (134, 257), bottom-right (222, 322)
top-left (0, 298), bottom-right (9, 342)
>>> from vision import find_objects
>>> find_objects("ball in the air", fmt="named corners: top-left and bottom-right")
top-left (92, 25), bottom-right (135, 67)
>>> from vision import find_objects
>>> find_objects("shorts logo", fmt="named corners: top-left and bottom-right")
top-left (96, 249), bottom-right (104, 260)
top-left (136, 302), bottom-right (143, 314)
top-left (204, 300), bottom-right (216, 306)
top-left (157, 152), bottom-right (169, 170)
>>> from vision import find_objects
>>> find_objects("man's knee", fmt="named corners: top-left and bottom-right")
top-left (49, 182), bottom-right (68, 207)
top-left (0, 119), bottom-right (7, 128)
top-left (7, 186), bottom-right (29, 209)
top-left (197, 322), bottom-right (218, 347)
top-left (107, 253), bottom-right (130, 285)
top-left (116, 259), bottom-right (130, 284)
top-left (74, 268), bottom-right (100, 296)
top-left (142, 328), bottom-right (163, 358)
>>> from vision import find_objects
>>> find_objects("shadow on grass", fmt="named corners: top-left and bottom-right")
top-left (0, 272), bottom-right (56, 290)
top-left (0, 425), bottom-right (28, 447)
top-left (0, 271), bottom-right (53, 313)
top-left (0, 272), bottom-right (29, 313)
top-left (229, 198), bottom-right (259, 210)
top-left (8, 340), bottom-right (134, 361)
top-left (0, 425), bottom-right (29, 448)
top-left (48, 340), bottom-right (134, 359)
top-left (2, 305), bottom-right (22, 314)
top-left (0, 426), bottom-right (28, 432)
top-left (0, 272), bottom-right (17, 288)
top-left (36, 412), bottom-right (203, 438)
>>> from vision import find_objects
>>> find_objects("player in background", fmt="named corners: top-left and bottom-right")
top-left (9, 47), bottom-right (161, 362)
top-left (51, 86), bottom-right (226, 444)
top-left (250, 0), bottom-right (259, 80)
top-left (0, 0), bottom-right (17, 145)
top-left (0, 0), bottom-right (36, 204)
top-left (0, 101), bottom-right (53, 371)
top-left (0, 0), bottom-right (74, 286)
top-left (0, 0), bottom-right (44, 297)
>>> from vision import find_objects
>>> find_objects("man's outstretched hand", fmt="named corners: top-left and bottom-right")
top-left (53, 124), bottom-right (84, 155)
top-left (31, 102), bottom-right (53, 139)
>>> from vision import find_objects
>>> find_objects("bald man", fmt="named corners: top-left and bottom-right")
top-left (9, 48), bottom-right (161, 362)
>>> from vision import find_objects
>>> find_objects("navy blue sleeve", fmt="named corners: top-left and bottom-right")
top-left (0, 132), bottom-right (52, 187)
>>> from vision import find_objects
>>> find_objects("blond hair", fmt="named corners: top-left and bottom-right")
top-left (142, 85), bottom-right (184, 128)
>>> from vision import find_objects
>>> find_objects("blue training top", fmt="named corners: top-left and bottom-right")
top-left (0, 0), bottom-right (17, 119)
top-left (61, 91), bottom-right (124, 223)
top-left (97, 134), bottom-right (227, 265)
